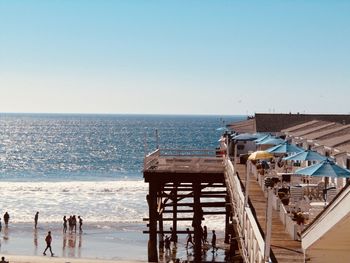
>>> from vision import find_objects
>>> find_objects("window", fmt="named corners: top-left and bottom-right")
top-left (237, 145), bottom-right (244, 150)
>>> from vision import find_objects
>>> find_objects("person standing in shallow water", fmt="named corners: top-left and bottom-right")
top-left (63, 216), bottom-right (67, 233)
top-left (34, 211), bottom-right (39, 229)
top-left (78, 216), bottom-right (83, 232)
top-left (43, 231), bottom-right (54, 256)
top-left (3, 212), bottom-right (9, 227)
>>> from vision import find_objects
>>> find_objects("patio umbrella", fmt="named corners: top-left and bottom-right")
top-left (295, 159), bottom-right (350, 201)
top-left (283, 150), bottom-right (327, 162)
top-left (266, 142), bottom-right (304, 154)
top-left (248, 150), bottom-right (274, 161)
top-left (295, 159), bottom-right (350, 178)
top-left (256, 137), bottom-right (285, 145)
top-left (231, 133), bottom-right (259, 141)
top-left (254, 134), bottom-right (271, 143)
top-left (216, 127), bottom-right (229, 132)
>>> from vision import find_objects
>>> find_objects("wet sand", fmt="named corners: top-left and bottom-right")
top-left (0, 222), bottom-right (228, 262)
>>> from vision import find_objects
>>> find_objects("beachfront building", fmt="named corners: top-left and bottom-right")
top-left (301, 183), bottom-right (350, 262)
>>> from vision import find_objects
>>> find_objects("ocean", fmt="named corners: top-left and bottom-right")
top-left (0, 113), bottom-right (245, 224)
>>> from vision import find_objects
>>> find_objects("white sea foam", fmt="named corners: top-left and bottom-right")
top-left (0, 180), bottom-right (148, 223)
top-left (0, 179), bottom-right (225, 230)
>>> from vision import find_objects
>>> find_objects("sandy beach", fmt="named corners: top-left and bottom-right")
top-left (0, 222), bottom-right (228, 263)
top-left (0, 254), bottom-right (144, 263)
top-left (0, 222), bottom-right (148, 262)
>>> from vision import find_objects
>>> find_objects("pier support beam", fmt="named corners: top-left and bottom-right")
top-left (148, 182), bottom-right (158, 262)
top-left (172, 184), bottom-right (178, 235)
top-left (193, 182), bottom-right (202, 262)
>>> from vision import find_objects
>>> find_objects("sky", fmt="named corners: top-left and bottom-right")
top-left (0, 0), bottom-right (349, 115)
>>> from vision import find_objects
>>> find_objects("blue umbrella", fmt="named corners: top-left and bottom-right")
top-left (295, 159), bottom-right (350, 178)
top-left (256, 137), bottom-right (285, 146)
top-left (216, 127), bottom-right (229, 132)
top-left (254, 134), bottom-right (271, 143)
top-left (231, 133), bottom-right (259, 141)
top-left (283, 150), bottom-right (328, 162)
top-left (266, 142), bottom-right (304, 154)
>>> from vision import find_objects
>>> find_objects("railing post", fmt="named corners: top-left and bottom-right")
top-left (264, 187), bottom-right (273, 262)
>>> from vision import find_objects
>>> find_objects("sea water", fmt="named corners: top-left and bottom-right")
top-left (0, 113), bottom-right (244, 259)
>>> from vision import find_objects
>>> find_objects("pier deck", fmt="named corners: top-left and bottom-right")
top-left (235, 162), bottom-right (304, 262)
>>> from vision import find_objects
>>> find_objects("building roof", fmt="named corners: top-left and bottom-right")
top-left (302, 124), bottom-right (349, 141)
top-left (315, 133), bottom-right (350, 148)
top-left (282, 120), bottom-right (320, 133)
top-left (228, 118), bottom-right (256, 133)
top-left (290, 122), bottom-right (336, 137)
top-left (228, 113), bottom-right (350, 133)
top-left (334, 143), bottom-right (350, 154)
top-left (255, 113), bottom-right (350, 133)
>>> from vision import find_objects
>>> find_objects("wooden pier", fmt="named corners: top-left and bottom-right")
top-left (143, 149), bottom-right (233, 262)
top-left (143, 149), bottom-right (304, 262)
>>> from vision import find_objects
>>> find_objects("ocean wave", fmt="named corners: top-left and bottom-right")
top-left (0, 180), bottom-right (148, 224)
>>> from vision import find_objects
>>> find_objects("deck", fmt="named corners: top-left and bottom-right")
top-left (235, 162), bottom-right (304, 262)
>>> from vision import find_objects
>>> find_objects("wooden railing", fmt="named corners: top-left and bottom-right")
top-left (224, 159), bottom-right (266, 263)
top-left (143, 148), bottom-right (224, 172)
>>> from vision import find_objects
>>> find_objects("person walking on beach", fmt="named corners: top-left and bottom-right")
top-left (185, 228), bottom-right (194, 249)
top-left (78, 216), bottom-right (83, 232)
top-left (34, 211), bottom-right (39, 229)
top-left (3, 212), bottom-right (9, 227)
top-left (63, 216), bottom-right (67, 233)
top-left (0, 256), bottom-right (9, 263)
top-left (43, 231), bottom-right (54, 256)
top-left (211, 230), bottom-right (217, 253)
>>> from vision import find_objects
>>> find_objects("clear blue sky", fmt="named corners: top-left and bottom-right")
top-left (0, 0), bottom-right (349, 115)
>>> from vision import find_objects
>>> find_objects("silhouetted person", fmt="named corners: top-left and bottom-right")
top-left (72, 215), bottom-right (77, 232)
top-left (43, 231), bottom-right (54, 256)
top-left (202, 225), bottom-right (208, 244)
top-left (164, 235), bottom-right (171, 252)
top-left (68, 216), bottom-right (73, 232)
top-left (170, 227), bottom-right (177, 246)
top-left (186, 228), bottom-right (194, 249)
top-left (34, 211), bottom-right (39, 228)
top-left (0, 256), bottom-right (8, 263)
top-left (63, 216), bottom-right (67, 233)
top-left (78, 216), bottom-right (83, 232)
top-left (3, 212), bottom-right (9, 227)
top-left (211, 230), bottom-right (217, 253)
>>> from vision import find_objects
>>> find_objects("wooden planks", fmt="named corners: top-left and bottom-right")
top-left (235, 163), bottom-right (304, 263)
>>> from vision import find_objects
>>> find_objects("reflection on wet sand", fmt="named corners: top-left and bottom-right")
top-left (60, 232), bottom-right (82, 258)
top-left (33, 229), bottom-right (38, 255)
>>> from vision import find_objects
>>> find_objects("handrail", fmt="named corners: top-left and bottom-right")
top-left (143, 148), bottom-right (224, 171)
top-left (224, 159), bottom-right (266, 263)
